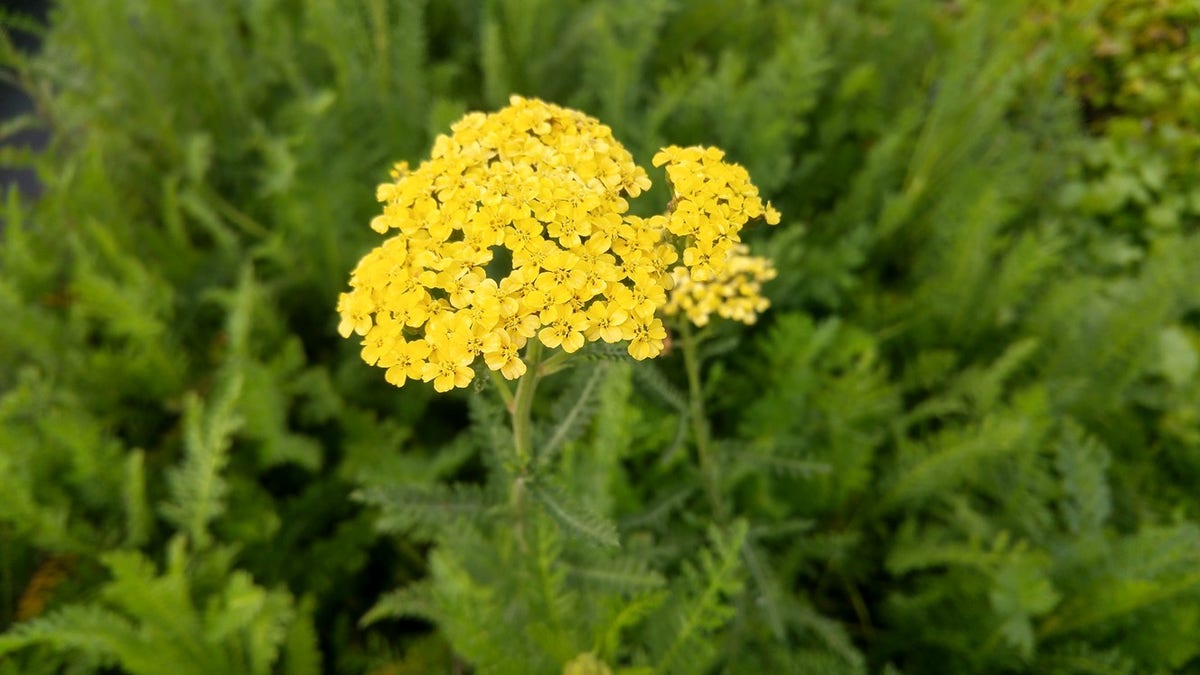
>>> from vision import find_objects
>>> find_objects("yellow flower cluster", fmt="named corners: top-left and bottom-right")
top-left (337, 96), bottom-right (778, 391)
top-left (650, 145), bottom-right (780, 282)
top-left (663, 243), bottom-right (778, 326)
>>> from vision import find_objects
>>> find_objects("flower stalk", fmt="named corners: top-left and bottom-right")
top-left (511, 340), bottom-right (544, 472)
top-left (679, 321), bottom-right (727, 521)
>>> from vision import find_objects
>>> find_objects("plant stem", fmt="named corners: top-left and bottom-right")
top-left (538, 350), bottom-right (573, 377)
top-left (679, 321), bottom-right (727, 521)
top-left (489, 369), bottom-right (515, 410)
top-left (508, 340), bottom-right (545, 554)
top-left (512, 340), bottom-right (544, 472)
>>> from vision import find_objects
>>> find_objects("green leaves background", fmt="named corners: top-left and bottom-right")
top-left (3, 0), bottom-right (1200, 672)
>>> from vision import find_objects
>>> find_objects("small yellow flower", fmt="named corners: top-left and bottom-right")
top-left (383, 339), bottom-right (431, 387)
top-left (628, 317), bottom-right (667, 361)
top-left (562, 652), bottom-right (612, 675)
top-left (538, 305), bottom-right (588, 353)
top-left (584, 301), bottom-right (630, 343)
top-left (421, 350), bottom-right (475, 392)
top-left (482, 331), bottom-right (527, 380)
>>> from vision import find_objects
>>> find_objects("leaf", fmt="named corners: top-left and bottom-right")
top-left (568, 559), bottom-right (666, 593)
top-left (1054, 420), bottom-right (1111, 535)
top-left (538, 362), bottom-right (609, 469)
top-left (161, 373), bottom-right (243, 549)
top-left (527, 481), bottom-right (619, 549)
top-left (653, 520), bottom-right (748, 674)
top-left (633, 361), bottom-right (688, 413)
top-left (0, 604), bottom-right (139, 661)
top-left (360, 580), bottom-right (437, 627)
top-left (123, 449), bottom-right (151, 547)
top-left (280, 597), bottom-right (322, 675)
top-left (596, 590), bottom-right (669, 662)
top-left (354, 482), bottom-right (489, 538)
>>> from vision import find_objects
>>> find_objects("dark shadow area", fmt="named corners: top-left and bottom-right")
top-left (0, 0), bottom-right (50, 198)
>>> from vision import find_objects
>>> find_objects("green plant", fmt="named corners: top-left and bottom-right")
top-left (4, 1), bottom-right (1200, 673)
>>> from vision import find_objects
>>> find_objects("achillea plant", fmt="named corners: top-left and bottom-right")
top-left (336, 96), bottom-right (778, 393)
top-left (337, 98), bottom-right (780, 672)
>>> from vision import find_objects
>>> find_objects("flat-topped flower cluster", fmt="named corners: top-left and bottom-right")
top-left (338, 96), bottom-right (779, 391)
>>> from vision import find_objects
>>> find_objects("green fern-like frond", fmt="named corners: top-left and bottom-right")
top-left (523, 516), bottom-right (576, 663)
top-left (360, 580), bottom-right (437, 627)
top-left (1040, 523), bottom-right (1200, 641)
top-left (620, 486), bottom-right (696, 532)
top-left (787, 604), bottom-right (866, 672)
top-left (279, 597), bottom-right (321, 675)
top-left (575, 0), bottom-right (672, 138)
top-left (427, 543), bottom-right (524, 673)
top-left (567, 557), bottom-right (667, 594)
top-left (528, 480), bottom-right (620, 549)
top-left (594, 589), bottom-right (669, 664)
top-left (632, 361), bottom-right (688, 414)
top-left (355, 482), bottom-right (490, 540)
top-left (161, 373), bottom-right (243, 549)
top-left (0, 604), bottom-right (140, 667)
top-left (1054, 420), bottom-right (1112, 536)
top-left (537, 362), bottom-right (609, 469)
top-left (1, 543), bottom-right (301, 675)
top-left (469, 390), bottom-right (514, 460)
top-left (880, 388), bottom-right (1050, 512)
top-left (651, 520), bottom-right (748, 674)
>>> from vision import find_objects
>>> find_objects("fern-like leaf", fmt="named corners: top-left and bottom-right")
top-left (632, 361), bottom-right (688, 413)
top-left (653, 520), bottom-right (748, 674)
top-left (537, 362), bottom-right (609, 469)
top-left (0, 604), bottom-right (140, 664)
top-left (360, 580), bottom-right (437, 627)
top-left (568, 558), bottom-right (667, 593)
top-left (161, 373), bottom-right (243, 549)
top-left (1054, 420), bottom-right (1112, 536)
top-left (355, 482), bottom-right (489, 539)
top-left (527, 481), bottom-right (620, 549)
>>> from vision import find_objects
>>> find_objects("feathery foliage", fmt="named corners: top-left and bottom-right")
top-left (4, 0), bottom-right (1200, 672)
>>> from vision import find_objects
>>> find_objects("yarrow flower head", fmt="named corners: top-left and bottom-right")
top-left (337, 96), bottom-right (779, 391)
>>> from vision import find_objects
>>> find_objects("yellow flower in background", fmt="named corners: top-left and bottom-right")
top-left (664, 243), bottom-right (778, 327)
top-left (562, 652), bottom-right (613, 675)
top-left (337, 96), bottom-right (780, 389)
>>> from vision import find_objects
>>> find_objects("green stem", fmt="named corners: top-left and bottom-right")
top-left (538, 350), bottom-right (574, 377)
top-left (509, 340), bottom-right (546, 554)
top-left (679, 321), bottom-right (726, 521)
top-left (512, 340), bottom-right (544, 471)
top-left (489, 369), bottom-right (515, 410)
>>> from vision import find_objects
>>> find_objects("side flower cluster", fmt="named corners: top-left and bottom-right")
top-left (337, 96), bottom-right (778, 391)
top-left (663, 243), bottom-right (778, 327)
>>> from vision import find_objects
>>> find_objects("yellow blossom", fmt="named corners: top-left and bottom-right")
top-left (421, 350), bottom-right (475, 392)
top-left (482, 331), bottom-right (527, 380)
top-left (383, 339), bottom-right (431, 387)
top-left (628, 317), bottom-right (668, 361)
top-left (538, 305), bottom-right (588, 353)
top-left (562, 652), bottom-right (613, 675)
top-left (584, 301), bottom-right (631, 343)
top-left (337, 97), bottom-right (780, 390)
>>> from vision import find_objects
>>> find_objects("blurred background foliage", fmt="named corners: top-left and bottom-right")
top-left (3, 0), bottom-right (1200, 673)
